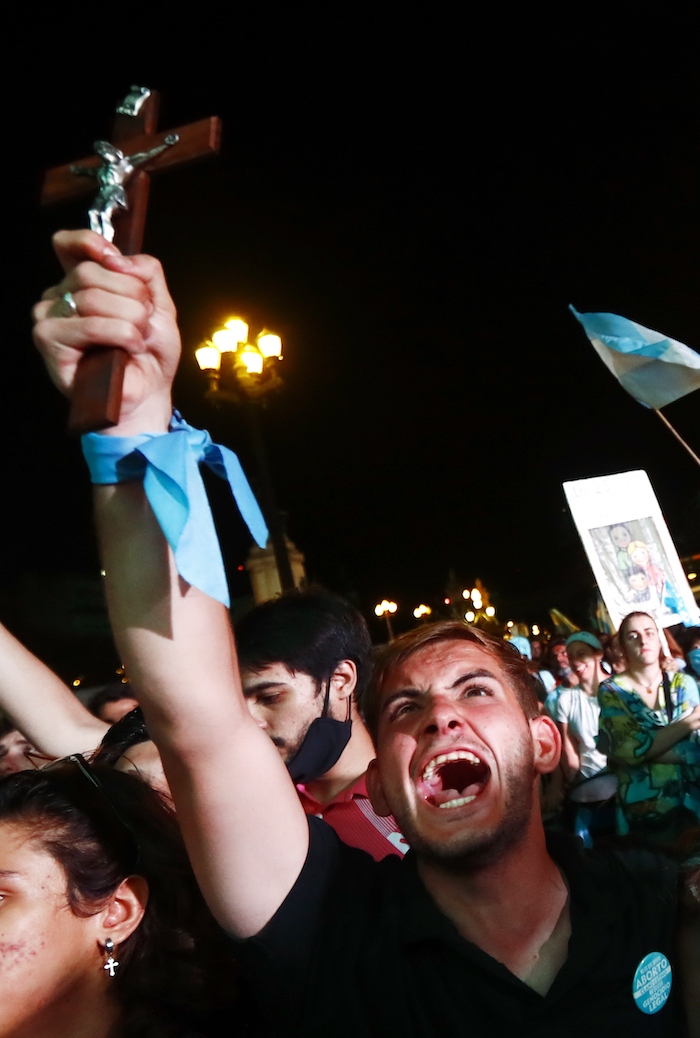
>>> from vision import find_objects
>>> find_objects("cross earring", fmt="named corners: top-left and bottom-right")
top-left (103, 938), bottom-right (119, 978)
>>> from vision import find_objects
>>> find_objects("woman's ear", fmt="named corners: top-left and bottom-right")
top-left (99, 875), bottom-right (149, 947)
top-left (365, 758), bottom-right (392, 817)
top-left (530, 714), bottom-right (562, 775)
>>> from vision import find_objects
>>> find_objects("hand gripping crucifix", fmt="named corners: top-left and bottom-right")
top-left (41, 86), bottom-right (221, 434)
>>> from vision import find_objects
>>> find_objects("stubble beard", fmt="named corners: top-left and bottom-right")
top-left (396, 740), bottom-right (537, 874)
top-left (270, 680), bottom-right (326, 763)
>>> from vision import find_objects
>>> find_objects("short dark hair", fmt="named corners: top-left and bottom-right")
top-left (88, 681), bottom-right (136, 719)
top-left (360, 621), bottom-right (541, 744)
top-left (235, 588), bottom-right (372, 700)
top-left (0, 764), bottom-right (228, 1036)
top-left (627, 565), bottom-right (648, 582)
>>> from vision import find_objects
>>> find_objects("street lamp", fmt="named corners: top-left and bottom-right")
top-left (413, 604), bottom-right (432, 620)
top-left (195, 316), bottom-right (294, 593)
top-left (375, 600), bottom-right (398, 642)
top-left (195, 318), bottom-right (284, 400)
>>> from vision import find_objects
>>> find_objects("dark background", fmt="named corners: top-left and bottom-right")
top-left (3, 6), bottom-right (699, 678)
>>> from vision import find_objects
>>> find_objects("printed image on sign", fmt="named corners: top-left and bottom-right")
top-left (633, 951), bottom-right (672, 1015)
top-left (563, 470), bottom-right (700, 632)
top-left (588, 517), bottom-right (686, 617)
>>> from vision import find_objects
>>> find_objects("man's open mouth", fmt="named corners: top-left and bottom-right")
top-left (416, 750), bottom-right (491, 809)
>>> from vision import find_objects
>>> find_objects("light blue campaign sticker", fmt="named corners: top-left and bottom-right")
top-left (633, 952), bottom-right (672, 1015)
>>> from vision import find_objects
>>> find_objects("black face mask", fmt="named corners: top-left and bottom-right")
top-left (286, 680), bottom-right (352, 784)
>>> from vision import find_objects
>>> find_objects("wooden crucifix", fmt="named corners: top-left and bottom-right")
top-left (42, 86), bottom-right (221, 434)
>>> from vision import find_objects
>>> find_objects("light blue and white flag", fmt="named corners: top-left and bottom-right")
top-left (569, 305), bottom-right (700, 409)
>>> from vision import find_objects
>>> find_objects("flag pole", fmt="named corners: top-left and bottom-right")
top-left (654, 409), bottom-right (700, 468)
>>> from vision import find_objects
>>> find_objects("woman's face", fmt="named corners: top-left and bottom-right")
top-left (566, 642), bottom-right (602, 686)
top-left (622, 615), bottom-right (660, 668)
top-left (0, 821), bottom-right (103, 1034)
top-left (0, 730), bottom-right (38, 778)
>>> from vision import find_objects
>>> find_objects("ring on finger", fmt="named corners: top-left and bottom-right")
top-left (50, 291), bottom-right (79, 319)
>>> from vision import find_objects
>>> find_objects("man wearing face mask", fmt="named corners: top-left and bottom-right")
top-left (235, 589), bottom-right (407, 859)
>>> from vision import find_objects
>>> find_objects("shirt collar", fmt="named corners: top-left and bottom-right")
top-left (296, 773), bottom-right (369, 809)
top-left (395, 831), bottom-right (627, 950)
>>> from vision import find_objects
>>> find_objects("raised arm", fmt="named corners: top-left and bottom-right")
top-left (32, 230), bottom-right (309, 937)
top-left (0, 620), bottom-right (108, 756)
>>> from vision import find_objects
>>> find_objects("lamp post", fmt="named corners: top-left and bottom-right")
top-left (195, 317), bottom-right (295, 593)
top-left (375, 600), bottom-right (398, 642)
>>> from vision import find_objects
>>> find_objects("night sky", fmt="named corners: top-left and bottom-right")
top-left (5, 11), bottom-right (699, 657)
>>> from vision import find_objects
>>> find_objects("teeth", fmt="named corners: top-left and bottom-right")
top-left (439, 795), bottom-right (476, 809)
top-left (422, 749), bottom-right (481, 782)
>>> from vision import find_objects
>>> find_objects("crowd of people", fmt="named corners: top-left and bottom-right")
top-left (509, 621), bottom-right (700, 848)
top-left (0, 228), bottom-right (697, 1036)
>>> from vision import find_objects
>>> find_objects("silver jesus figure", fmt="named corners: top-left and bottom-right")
top-left (71, 134), bottom-right (179, 242)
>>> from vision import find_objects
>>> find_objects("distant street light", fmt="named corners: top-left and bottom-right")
top-left (195, 316), bottom-right (294, 592)
top-left (375, 600), bottom-right (398, 642)
top-left (413, 604), bottom-right (432, 620)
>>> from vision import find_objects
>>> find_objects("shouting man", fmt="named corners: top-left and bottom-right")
top-left (31, 229), bottom-right (697, 1036)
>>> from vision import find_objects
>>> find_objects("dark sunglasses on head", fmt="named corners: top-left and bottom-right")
top-left (38, 753), bottom-right (142, 873)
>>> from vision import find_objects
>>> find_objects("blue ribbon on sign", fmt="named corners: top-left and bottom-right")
top-left (82, 411), bottom-right (268, 607)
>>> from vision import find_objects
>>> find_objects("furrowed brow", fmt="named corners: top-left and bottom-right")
top-left (450, 668), bottom-right (499, 690)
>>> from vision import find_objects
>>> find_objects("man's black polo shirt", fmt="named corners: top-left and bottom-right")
top-left (239, 818), bottom-right (682, 1037)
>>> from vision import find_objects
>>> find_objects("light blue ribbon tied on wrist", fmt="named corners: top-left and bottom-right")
top-left (82, 411), bottom-right (268, 607)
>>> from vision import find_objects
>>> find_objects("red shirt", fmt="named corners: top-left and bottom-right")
top-left (296, 775), bottom-right (407, 861)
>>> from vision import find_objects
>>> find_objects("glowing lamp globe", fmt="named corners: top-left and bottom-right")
top-left (211, 329), bottom-right (239, 352)
top-left (257, 331), bottom-right (283, 359)
top-left (224, 317), bottom-right (249, 344)
top-left (239, 346), bottom-right (264, 374)
top-left (195, 345), bottom-right (222, 371)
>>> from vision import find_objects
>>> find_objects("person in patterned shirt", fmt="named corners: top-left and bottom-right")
top-left (597, 611), bottom-right (700, 843)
